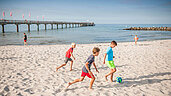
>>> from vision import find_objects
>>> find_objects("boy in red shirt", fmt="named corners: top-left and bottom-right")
top-left (56, 43), bottom-right (76, 71)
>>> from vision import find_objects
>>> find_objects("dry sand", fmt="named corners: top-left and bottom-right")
top-left (0, 40), bottom-right (171, 96)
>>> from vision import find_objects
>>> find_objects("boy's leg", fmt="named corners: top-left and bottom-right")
top-left (67, 77), bottom-right (85, 88)
top-left (89, 75), bottom-right (95, 89)
top-left (56, 57), bottom-right (69, 71)
top-left (105, 68), bottom-right (116, 81)
top-left (110, 73), bottom-right (113, 82)
top-left (56, 63), bottom-right (66, 71)
top-left (70, 60), bottom-right (73, 71)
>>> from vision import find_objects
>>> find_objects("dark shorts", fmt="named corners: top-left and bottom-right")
top-left (64, 57), bottom-right (72, 64)
top-left (81, 71), bottom-right (94, 78)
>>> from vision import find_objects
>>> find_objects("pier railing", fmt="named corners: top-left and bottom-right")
top-left (0, 19), bottom-right (95, 33)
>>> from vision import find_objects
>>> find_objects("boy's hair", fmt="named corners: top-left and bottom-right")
top-left (24, 33), bottom-right (25, 34)
top-left (71, 43), bottom-right (76, 46)
top-left (111, 40), bottom-right (117, 45)
top-left (92, 47), bottom-right (100, 54)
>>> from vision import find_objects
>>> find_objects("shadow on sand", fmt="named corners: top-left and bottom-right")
top-left (98, 72), bottom-right (171, 88)
top-left (65, 72), bottom-right (171, 91)
top-left (92, 64), bottom-right (128, 70)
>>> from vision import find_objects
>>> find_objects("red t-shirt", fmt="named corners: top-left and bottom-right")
top-left (65, 48), bottom-right (73, 58)
top-left (134, 37), bottom-right (139, 40)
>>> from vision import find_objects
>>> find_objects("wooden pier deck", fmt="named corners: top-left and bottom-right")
top-left (0, 19), bottom-right (95, 33)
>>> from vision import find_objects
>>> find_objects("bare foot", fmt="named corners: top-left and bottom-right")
top-left (70, 69), bottom-right (72, 71)
top-left (89, 88), bottom-right (93, 90)
top-left (105, 76), bottom-right (108, 81)
top-left (56, 67), bottom-right (58, 71)
top-left (66, 82), bottom-right (72, 88)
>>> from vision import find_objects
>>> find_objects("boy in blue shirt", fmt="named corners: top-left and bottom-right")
top-left (103, 41), bottom-right (117, 82)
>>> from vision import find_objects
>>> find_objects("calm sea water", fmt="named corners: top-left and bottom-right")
top-left (0, 24), bottom-right (171, 46)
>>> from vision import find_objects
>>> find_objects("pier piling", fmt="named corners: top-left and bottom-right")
top-left (62, 24), bottom-right (63, 29)
top-left (37, 24), bottom-right (39, 31)
top-left (45, 24), bottom-right (47, 30)
top-left (2, 24), bottom-right (4, 33)
top-left (65, 24), bottom-right (67, 28)
top-left (16, 24), bottom-right (19, 32)
top-left (51, 24), bottom-right (53, 30)
top-left (28, 24), bottom-right (30, 32)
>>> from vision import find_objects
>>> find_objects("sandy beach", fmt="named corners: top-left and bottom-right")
top-left (0, 40), bottom-right (171, 96)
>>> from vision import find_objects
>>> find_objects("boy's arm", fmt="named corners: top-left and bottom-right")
top-left (71, 52), bottom-right (75, 60)
top-left (85, 62), bottom-right (91, 72)
top-left (93, 62), bottom-right (99, 73)
top-left (85, 62), bottom-right (93, 77)
top-left (103, 53), bottom-right (107, 64)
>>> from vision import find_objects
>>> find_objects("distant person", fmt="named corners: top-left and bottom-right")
top-left (56, 43), bottom-right (76, 71)
top-left (66, 47), bottom-right (100, 90)
top-left (103, 41), bottom-right (117, 82)
top-left (134, 35), bottom-right (139, 45)
top-left (23, 33), bottom-right (28, 45)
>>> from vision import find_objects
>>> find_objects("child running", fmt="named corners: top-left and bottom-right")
top-left (103, 41), bottom-right (117, 82)
top-left (56, 43), bottom-right (76, 71)
top-left (134, 35), bottom-right (139, 45)
top-left (66, 47), bottom-right (100, 90)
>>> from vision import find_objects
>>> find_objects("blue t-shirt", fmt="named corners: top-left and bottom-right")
top-left (105, 47), bottom-right (113, 61)
top-left (82, 54), bottom-right (94, 73)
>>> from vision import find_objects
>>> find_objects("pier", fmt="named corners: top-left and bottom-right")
top-left (123, 27), bottom-right (171, 31)
top-left (0, 19), bottom-right (95, 33)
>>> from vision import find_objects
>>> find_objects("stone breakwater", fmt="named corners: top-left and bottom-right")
top-left (123, 27), bottom-right (171, 31)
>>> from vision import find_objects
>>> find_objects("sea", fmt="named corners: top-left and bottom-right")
top-left (0, 24), bottom-right (171, 46)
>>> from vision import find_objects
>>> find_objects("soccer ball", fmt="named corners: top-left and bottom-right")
top-left (116, 77), bottom-right (122, 83)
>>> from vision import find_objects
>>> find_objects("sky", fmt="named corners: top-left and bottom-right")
top-left (0, 0), bottom-right (171, 24)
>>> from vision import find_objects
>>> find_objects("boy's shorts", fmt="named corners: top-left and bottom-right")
top-left (64, 57), bottom-right (72, 63)
top-left (81, 71), bottom-right (94, 78)
top-left (24, 40), bottom-right (27, 42)
top-left (106, 61), bottom-right (116, 69)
